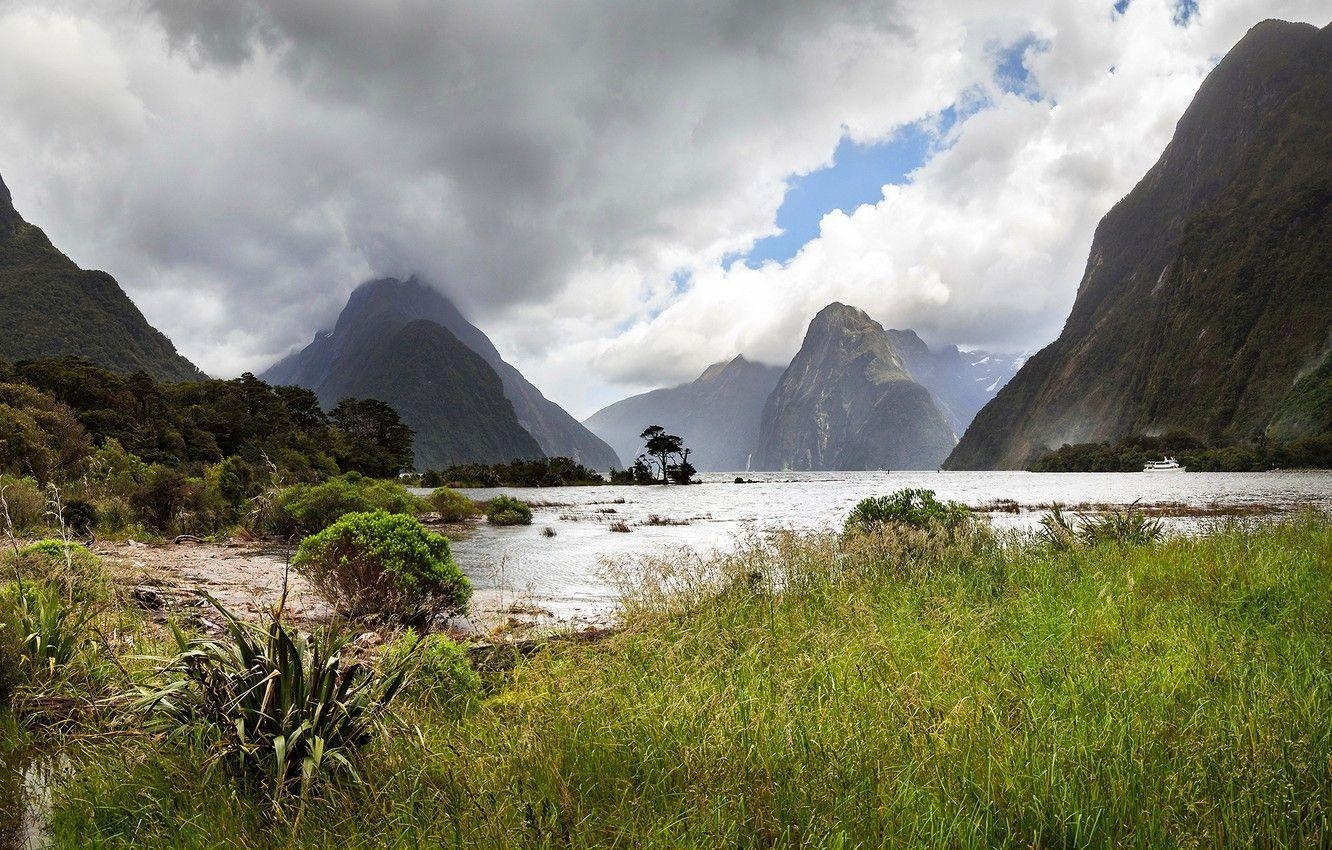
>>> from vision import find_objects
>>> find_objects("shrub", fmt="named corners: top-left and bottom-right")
top-left (132, 466), bottom-right (192, 533)
top-left (293, 511), bottom-right (471, 622)
top-left (271, 474), bottom-right (426, 536)
top-left (136, 595), bottom-right (407, 801)
top-left (0, 475), bottom-right (46, 534)
top-left (60, 499), bottom-right (98, 536)
top-left (380, 629), bottom-right (481, 719)
top-left (843, 489), bottom-right (970, 536)
top-left (0, 614), bottom-right (21, 705)
top-left (0, 580), bottom-right (94, 683)
top-left (1038, 501), bottom-right (1164, 549)
top-left (428, 487), bottom-right (480, 522)
top-left (485, 495), bottom-right (532, 526)
top-left (5, 539), bottom-right (109, 603)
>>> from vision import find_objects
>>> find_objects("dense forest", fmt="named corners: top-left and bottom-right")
top-left (0, 356), bottom-right (416, 536)
top-left (1029, 430), bottom-right (1332, 472)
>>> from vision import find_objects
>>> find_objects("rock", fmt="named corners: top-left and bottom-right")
top-left (131, 586), bottom-right (165, 610)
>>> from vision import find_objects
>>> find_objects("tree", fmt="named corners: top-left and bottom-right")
top-left (330, 398), bottom-right (415, 478)
top-left (637, 425), bottom-right (694, 484)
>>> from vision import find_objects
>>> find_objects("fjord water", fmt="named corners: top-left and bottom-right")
top-left (427, 470), bottom-right (1332, 620)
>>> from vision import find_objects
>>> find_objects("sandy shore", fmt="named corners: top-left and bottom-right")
top-left (93, 534), bottom-right (597, 639)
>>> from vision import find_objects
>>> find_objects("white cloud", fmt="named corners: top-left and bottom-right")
top-left (0, 0), bottom-right (1325, 416)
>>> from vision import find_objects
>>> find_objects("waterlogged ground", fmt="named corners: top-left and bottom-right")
top-left (433, 470), bottom-right (1332, 621)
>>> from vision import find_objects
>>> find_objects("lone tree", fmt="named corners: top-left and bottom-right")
top-left (636, 425), bottom-right (696, 484)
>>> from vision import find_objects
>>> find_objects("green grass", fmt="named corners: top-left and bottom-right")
top-left (31, 515), bottom-right (1332, 847)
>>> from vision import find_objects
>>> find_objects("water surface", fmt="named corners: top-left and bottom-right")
top-left (422, 470), bottom-right (1332, 620)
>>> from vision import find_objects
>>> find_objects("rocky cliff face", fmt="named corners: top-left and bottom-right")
top-left (947, 20), bottom-right (1332, 469)
top-left (883, 329), bottom-right (1023, 435)
top-left (756, 303), bottom-right (957, 470)
top-left (584, 355), bottom-right (783, 471)
top-left (263, 278), bottom-right (543, 468)
top-left (0, 169), bottom-right (202, 382)
top-left (266, 276), bottom-right (620, 469)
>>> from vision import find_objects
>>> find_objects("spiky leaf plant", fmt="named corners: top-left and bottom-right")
top-left (135, 594), bottom-right (407, 803)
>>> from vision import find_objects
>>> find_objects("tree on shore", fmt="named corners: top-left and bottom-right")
top-left (636, 425), bottom-right (695, 484)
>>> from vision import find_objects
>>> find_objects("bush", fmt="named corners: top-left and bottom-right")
top-left (843, 489), bottom-right (970, 536)
top-left (485, 495), bottom-right (532, 526)
top-left (293, 511), bottom-right (471, 622)
top-left (0, 614), bottom-right (21, 705)
top-left (4, 539), bottom-right (109, 603)
top-left (0, 580), bottom-right (94, 684)
top-left (0, 475), bottom-right (46, 534)
top-left (428, 487), bottom-right (480, 522)
top-left (272, 474), bottom-right (427, 536)
top-left (1041, 502), bottom-right (1164, 548)
top-left (136, 595), bottom-right (407, 801)
top-left (380, 629), bottom-right (481, 718)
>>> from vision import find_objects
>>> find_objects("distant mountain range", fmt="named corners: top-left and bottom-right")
top-left (584, 356), bottom-right (783, 471)
top-left (264, 277), bottom-right (620, 470)
top-left (585, 303), bottom-right (1020, 471)
top-left (947, 19), bottom-right (1332, 469)
top-left (0, 170), bottom-right (202, 382)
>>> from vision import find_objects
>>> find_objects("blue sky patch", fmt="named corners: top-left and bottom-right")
top-left (1173, 0), bottom-right (1199, 26)
top-left (991, 34), bottom-right (1049, 99)
top-left (740, 112), bottom-right (955, 268)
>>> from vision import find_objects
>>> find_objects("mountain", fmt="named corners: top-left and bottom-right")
top-left (269, 276), bottom-right (619, 470)
top-left (0, 170), bottom-right (202, 382)
top-left (882, 329), bottom-right (1024, 434)
top-left (756, 303), bottom-right (957, 470)
top-left (584, 356), bottom-right (783, 471)
top-left (263, 278), bottom-right (543, 468)
top-left (947, 20), bottom-right (1332, 470)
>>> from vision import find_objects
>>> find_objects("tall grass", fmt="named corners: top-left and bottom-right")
top-left (45, 514), bottom-right (1332, 847)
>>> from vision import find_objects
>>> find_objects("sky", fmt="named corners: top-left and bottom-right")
top-left (0, 0), bottom-right (1326, 417)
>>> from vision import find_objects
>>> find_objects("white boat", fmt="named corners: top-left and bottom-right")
top-left (1143, 456), bottom-right (1186, 472)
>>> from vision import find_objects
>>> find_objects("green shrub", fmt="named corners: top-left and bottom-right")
top-left (0, 615), bottom-right (20, 705)
top-left (843, 488), bottom-right (970, 536)
top-left (428, 487), bottom-right (480, 522)
top-left (271, 474), bottom-right (426, 536)
top-left (485, 495), bottom-right (532, 526)
top-left (136, 595), bottom-right (407, 801)
top-left (0, 580), bottom-right (94, 683)
top-left (380, 629), bottom-right (481, 718)
top-left (5, 539), bottom-right (109, 603)
top-left (0, 475), bottom-right (46, 534)
top-left (1040, 501), bottom-right (1164, 548)
top-left (293, 511), bottom-right (470, 622)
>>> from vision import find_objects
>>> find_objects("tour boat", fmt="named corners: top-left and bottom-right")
top-left (1142, 456), bottom-right (1185, 472)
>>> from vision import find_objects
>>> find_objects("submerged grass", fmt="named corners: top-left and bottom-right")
top-left (38, 514), bottom-right (1332, 847)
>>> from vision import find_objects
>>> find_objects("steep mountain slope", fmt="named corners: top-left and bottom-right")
top-left (269, 277), bottom-right (619, 469)
top-left (948, 20), bottom-right (1332, 469)
top-left (756, 303), bottom-right (957, 470)
top-left (584, 356), bottom-right (783, 471)
top-left (884, 329), bottom-right (1023, 434)
top-left (262, 280), bottom-right (543, 468)
top-left (0, 170), bottom-right (202, 381)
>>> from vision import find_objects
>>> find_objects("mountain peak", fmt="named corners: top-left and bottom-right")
top-left (811, 301), bottom-right (874, 328)
top-left (947, 19), bottom-right (1332, 469)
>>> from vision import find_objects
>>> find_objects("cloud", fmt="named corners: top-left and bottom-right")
top-left (0, 0), bottom-right (1325, 416)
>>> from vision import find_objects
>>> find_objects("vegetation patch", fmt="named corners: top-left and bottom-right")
top-left (427, 487), bottom-right (481, 523)
top-left (293, 511), bottom-right (470, 622)
top-left (485, 496), bottom-right (533, 527)
top-left (271, 474), bottom-right (426, 536)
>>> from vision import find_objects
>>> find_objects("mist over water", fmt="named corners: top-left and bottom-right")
top-left (423, 470), bottom-right (1332, 620)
